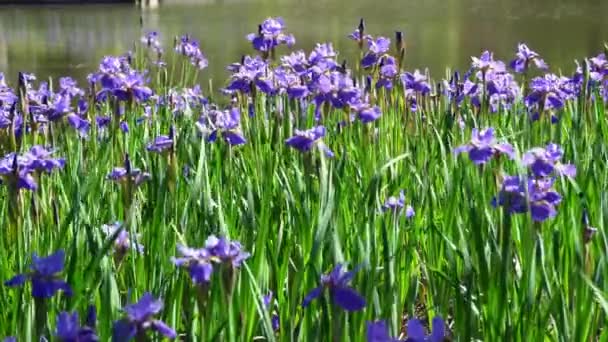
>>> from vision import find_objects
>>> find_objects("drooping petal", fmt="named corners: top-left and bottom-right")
top-left (302, 286), bottom-right (323, 308)
top-left (151, 320), bottom-right (177, 339)
top-left (429, 317), bottom-right (446, 342)
top-left (112, 319), bottom-right (137, 342)
top-left (331, 286), bottom-right (366, 311)
top-left (406, 319), bottom-right (426, 340)
top-left (4, 274), bottom-right (27, 287)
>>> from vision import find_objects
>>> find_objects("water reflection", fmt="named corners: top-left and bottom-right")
top-left (0, 0), bottom-right (606, 85)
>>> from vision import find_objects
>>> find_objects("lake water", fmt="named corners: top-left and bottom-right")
top-left (1, 0), bottom-right (607, 86)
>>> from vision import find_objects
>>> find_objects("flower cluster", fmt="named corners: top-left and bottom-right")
top-left (382, 190), bottom-right (415, 218)
top-left (88, 55), bottom-right (153, 103)
top-left (493, 143), bottom-right (575, 222)
top-left (0, 146), bottom-right (65, 191)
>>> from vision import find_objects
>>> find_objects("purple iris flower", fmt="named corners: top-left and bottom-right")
top-left (113, 71), bottom-right (153, 103)
top-left (350, 101), bottom-right (382, 124)
top-left (302, 264), bottom-right (366, 311)
top-left (172, 245), bottom-right (214, 284)
top-left (281, 50), bottom-right (309, 75)
top-left (4, 250), bottom-right (72, 298)
top-left (274, 67), bottom-right (309, 99)
top-left (202, 107), bottom-right (247, 146)
top-left (366, 320), bottom-right (400, 342)
top-left (174, 35), bottom-right (208, 70)
top-left (67, 113), bottom-right (91, 137)
top-left (285, 126), bottom-right (334, 158)
top-left (24, 145), bottom-right (66, 173)
top-left (55, 308), bottom-right (98, 342)
top-left (107, 155), bottom-right (150, 186)
top-left (443, 72), bottom-right (466, 109)
top-left (146, 126), bottom-right (174, 153)
top-left (405, 317), bottom-right (445, 342)
top-left (308, 43), bottom-right (339, 72)
top-left (2, 337), bottom-right (16, 342)
top-left (173, 235), bottom-right (249, 284)
top-left (141, 31), bottom-right (162, 53)
top-left (0, 153), bottom-right (38, 191)
top-left (361, 37), bottom-right (391, 68)
top-left (224, 56), bottom-right (267, 94)
top-left (525, 74), bottom-right (570, 111)
top-left (453, 127), bottom-right (515, 165)
top-left (246, 17), bottom-right (295, 53)
top-left (401, 70), bottom-right (431, 95)
top-left (112, 293), bottom-right (176, 341)
top-left (348, 30), bottom-right (372, 43)
top-left (493, 176), bottom-right (562, 222)
top-left (522, 143), bottom-right (576, 178)
top-left (102, 222), bottom-right (144, 257)
top-left (510, 43), bottom-right (548, 73)
top-left (471, 51), bottom-right (506, 74)
top-left (486, 72), bottom-right (521, 112)
top-left (59, 77), bottom-right (84, 97)
top-left (382, 190), bottom-right (415, 218)
top-left (262, 292), bottom-right (280, 332)
top-left (204, 235), bottom-right (251, 267)
top-left (377, 56), bottom-right (398, 89)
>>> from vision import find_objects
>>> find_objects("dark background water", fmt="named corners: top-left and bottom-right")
top-left (0, 0), bottom-right (607, 86)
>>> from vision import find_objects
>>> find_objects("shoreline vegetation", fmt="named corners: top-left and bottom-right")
top-left (1, 16), bottom-right (607, 341)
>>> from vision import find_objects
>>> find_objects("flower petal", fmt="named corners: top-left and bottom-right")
top-left (331, 286), bottom-right (366, 311)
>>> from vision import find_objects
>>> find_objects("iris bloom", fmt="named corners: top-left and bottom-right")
top-left (361, 37), bottom-right (391, 68)
top-left (172, 245), bottom-right (214, 284)
top-left (522, 143), bottom-right (576, 178)
top-left (525, 74), bottom-right (570, 111)
top-left (382, 190), bottom-right (415, 218)
top-left (0, 153), bottom-right (39, 191)
top-left (102, 222), bottom-right (144, 257)
top-left (510, 43), bottom-right (548, 73)
top-left (246, 17), bottom-right (295, 53)
top-left (174, 35), bottom-right (208, 70)
top-left (146, 126), bottom-right (174, 153)
top-left (107, 155), bottom-right (151, 186)
top-left (493, 176), bottom-right (562, 222)
top-left (376, 56), bottom-right (398, 89)
top-left (55, 307), bottom-right (98, 342)
top-left (285, 126), bottom-right (334, 158)
top-left (204, 108), bottom-right (247, 146)
top-left (173, 235), bottom-right (250, 284)
top-left (4, 250), bottom-right (72, 298)
top-left (453, 127), bottom-right (515, 165)
top-left (112, 293), bottom-right (176, 341)
top-left (141, 31), bottom-right (162, 53)
top-left (405, 317), bottom-right (445, 342)
top-left (263, 292), bottom-right (280, 332)
top-left (366, 320), bottom-right (400, 342)
top-left (302, 264), bottom-right (366, 311)
top-left (471, 51), bottom-right (506, 74)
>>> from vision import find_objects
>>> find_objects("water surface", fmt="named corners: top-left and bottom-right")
top-left (1, 0), bottom-right (607, 85)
